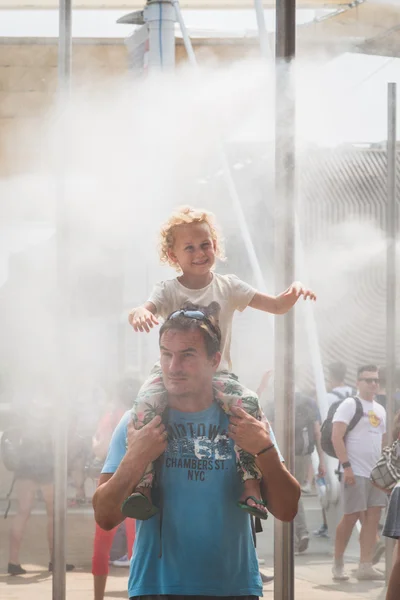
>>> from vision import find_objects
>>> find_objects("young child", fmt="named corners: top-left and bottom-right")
top-left (124, 205), bottom-right (316, 520)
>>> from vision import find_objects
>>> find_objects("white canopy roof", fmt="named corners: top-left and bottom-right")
top-left (0, 8), bottom-right (337, 39)
top-left (233, 52), bottom-right (400, 146)
top-left (303, 52), bottom-right (400, 145)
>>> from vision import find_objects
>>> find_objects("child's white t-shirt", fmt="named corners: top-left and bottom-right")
top-left (148, 273), bottom-right (256, 372)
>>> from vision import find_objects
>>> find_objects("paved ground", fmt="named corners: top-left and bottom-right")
top-left (0, 494), bottom-right (388, 600)
top-left (0, 566), bottom-right (389, 600)
top-left (256, 494), bottom-right (387, 600)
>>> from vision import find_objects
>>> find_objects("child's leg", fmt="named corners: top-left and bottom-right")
top-left (130, 366), bottom-right (168, 491)
top-left (122, 367), bottom-right (167, 519)
top-left (213, 371), bottom-right (267, 518)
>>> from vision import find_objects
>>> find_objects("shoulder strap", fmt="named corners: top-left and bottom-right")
top-left (347, 397), bottom-right (363, 434)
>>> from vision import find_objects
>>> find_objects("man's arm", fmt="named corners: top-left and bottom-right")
top-left (93, 416), bottom-right (168, 531)
top-left (93, 455), bottom-right (147, 531)
top-left (228, 406), bottom-right (300, 522)
top-left (314, 421), bottom-right (326, 477)
top-left (332, 421), bottom-right (355, 485)
top-left (331, 422), bottom-right (349, 464)
top-left (257, 450), bottom-right (301, 522)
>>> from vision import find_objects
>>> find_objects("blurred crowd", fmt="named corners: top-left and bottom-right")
top-left (1, 361), bottom-right (400, 599)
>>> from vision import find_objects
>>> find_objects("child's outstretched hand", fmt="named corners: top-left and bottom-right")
top-left (286, 281), bottom-right (316, 302)
top-left (129, 307), bottom-right (159, 333)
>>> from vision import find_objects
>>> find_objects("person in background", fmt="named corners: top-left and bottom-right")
top-left (293, 388), bottom-right (325, 553)
top-left (314, 361), bottom-right (354, 539)
top-left (92, 375), bottom-right (139, 600)
top-left (383, 481), bottom-right (400, 600)
top-left (7, 380), bottom-right (74, 575)
top-left (382, 411), bottom-right (400, 600)
top-left (259, 370), bottom-right (325, 554)
top-left (376, 367), bottom-right (400, 413)
top-left (326, 362), bottom-right (354, 407)
top-left (331, 365), bottom-right (387, 581)
top-left (68, 373), bottom-right (108, 506)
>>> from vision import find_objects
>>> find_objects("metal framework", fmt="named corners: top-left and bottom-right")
top-left (385, 81), bottom-right (398, 583)
top-left (54, 2), bottom-right (398, 600)
top-left (273, 1), bottom-right (296, 598)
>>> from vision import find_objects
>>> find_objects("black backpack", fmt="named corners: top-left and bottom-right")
top-left (320, 396), bottom-right (363, 458)
top-left (1, 427), bottom-right (53, 474)
top-left (295, 394), bottom-right (317, 456)
top-left (330, 388), bottom-right (356, 402)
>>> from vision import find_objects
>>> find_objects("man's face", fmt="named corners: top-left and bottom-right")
top-left (357, 370), bottom-right (379, 400)
top-left (160, 328), bottom-right (220, 398)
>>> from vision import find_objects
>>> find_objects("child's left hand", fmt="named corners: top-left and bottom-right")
top-left (287, 281), bottom-right (316, 302)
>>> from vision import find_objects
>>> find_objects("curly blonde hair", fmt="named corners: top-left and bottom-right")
top-left (159, 206), bottom-right (225, 271)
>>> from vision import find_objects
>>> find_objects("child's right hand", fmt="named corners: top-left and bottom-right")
top-left (129, 307), bottom-right (159, 333)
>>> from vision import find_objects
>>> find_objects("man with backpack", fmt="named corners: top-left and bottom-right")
top-left (330, 365), bottom-right (387, 581)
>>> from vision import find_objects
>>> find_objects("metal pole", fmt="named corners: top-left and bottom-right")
top-left (274, 0), bottom-right (296, 598)
top-left (253, 0), bottom-right (272, 59)
top-left (144, 0), bottom-right (176, 71)
top-left (53, 2), bottom-right (72, 600)
top-left (172, 0), bottom-right (196, 64)
top-left (252, 0), bottom-right (330, 422)
top-left (385, 81), bottom-right (397, 584)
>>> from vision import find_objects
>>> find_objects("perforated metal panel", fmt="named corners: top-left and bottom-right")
top-left (212, 144), bottom-right (400, 388)
top-left (298, 148), bottom-right (400, 384)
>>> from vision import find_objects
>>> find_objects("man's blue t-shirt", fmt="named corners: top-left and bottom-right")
top-left (102, 402), bottom-right (278, 598)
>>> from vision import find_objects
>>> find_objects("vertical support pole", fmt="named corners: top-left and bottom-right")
top-left (172, 0), bottom-right (196, 64)
top-left (144, 0), bottom-right (176, 72)
top-left (385, 81), bottom-right (397, 584)
top-left (253, 0), bottom-right (272, 59)
top-left (53, 2), bottom-right (72, 600)
top-left (274, 0), bottom-right (296, 599)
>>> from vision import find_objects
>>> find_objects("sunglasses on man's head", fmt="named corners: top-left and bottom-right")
top-left (168, 309), bottom-right (219, 337)
top-left (359, 378), bottom-right (379, 384)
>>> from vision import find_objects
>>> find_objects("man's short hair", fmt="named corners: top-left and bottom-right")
top-left (357, 364), bottom-right (378, 379)
top-left (159, 302), bottom-right (222, 357)
top-left (328, 361), bottom-right (347, 382)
